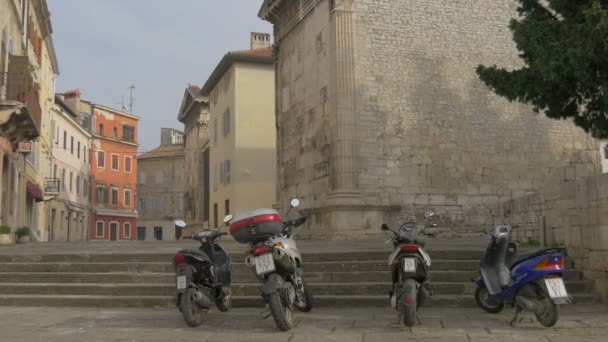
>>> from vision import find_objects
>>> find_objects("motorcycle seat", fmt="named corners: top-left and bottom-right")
top-left (509, 247), bottom-right (566, 268)
top-left (179, 249), bottom-right (212, 263)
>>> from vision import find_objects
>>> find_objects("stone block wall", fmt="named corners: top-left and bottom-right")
top-left (490, 172), bottom-right (608, 302)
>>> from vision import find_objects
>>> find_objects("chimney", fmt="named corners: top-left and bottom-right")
top-left (250, 32), bottom-right (271, 50)
top-left (62, 89), bottom-right (82, 118)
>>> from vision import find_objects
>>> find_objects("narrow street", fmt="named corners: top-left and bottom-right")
top-left (0, 305), bottom-right (606, 341)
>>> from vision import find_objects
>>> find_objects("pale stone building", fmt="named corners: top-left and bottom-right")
top-left (601, 142), bottom-right (608, 173)
top-left (177, 85), bottom-right (210, 235)
top-left (201, 33), bottom-right (276, 227)
top-left (258, 0), bottom-right (600, 238)
top-left (137, 129), bottom-right (185, 240)
top-left (47, 94), bottom-right (91, 242)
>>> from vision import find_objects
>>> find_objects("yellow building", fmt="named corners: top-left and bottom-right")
top-left (200, 32), bottom-right (276, 226)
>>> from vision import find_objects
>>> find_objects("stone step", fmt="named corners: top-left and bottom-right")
top-left (0, 260), bottom-right (483, 273)
top-left (0, 269), bottom-right (584, 284)
top-left (0, 293), bottom-right (593, 309)
top-left (0, 280), bottom-right (591, 297)
top-left (0, 250), bottom-right (485, 263)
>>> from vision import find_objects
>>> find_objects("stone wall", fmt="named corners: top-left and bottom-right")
top-left (490, 172), bottom-right (608, 302)
top-left (264, 0), bottom-right (600, 238)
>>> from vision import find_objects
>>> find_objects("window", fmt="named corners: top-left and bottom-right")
top-left (61, 169), bottom-right (66, 190)
top-left (53, 164), bottom-right (57, 178)
top-left (63, 131), bottom-right (67, 149)
top-left (96, 221), bottom-right (104, 238)
top-left (84, 146), bottom-right (87, 162)
top-left (224, 72), bottom-right (231, 93)
top-left (604, 144), bottom-right (608, 159)
top-left (225, 199), bottom-right (230, 216)
top-left (154, 227), bottom-right (163, 240)
top-left (76, 175), bottom-right (80, 194)
top-left (138, 198), bottom-right (146, 211)
top-left (124, 189), bottom-right (132, 207)
top-left (125, 156), bottom-right (132, 173)
top-left (111, 154), bottom-right (119, 171)
top-left (111, 188), bottom-right (119, 205)
top-left (155, 197), bottom-right (163, 210)
top-left (213, 119), bottom-right (218, 145)
top-left (70, 137), bottom-right (74, 154)
top-left (213, 203), bottom-right (218, 228)
top-left (97, 151), bottom-right (105, 169)
top-left (138, 171), bottom-right (146, 184)
top-left (220, 160), bottom-right (231, 186)
top-left (214, 163), bottom-right (218, 191)
top-left (96, 186), bottom-right (106, 204)
top-left (177, 194), bottom-right (183, 211)
top-left (223, 108), bottom-right (231, 136)
top-left (155, 170), bottom-right (163, 184)
top-left (124, 223), bottom-right (131, 239)
top-left (123, 125), bottom-right (135, 143)
top-left (77, 142), bottom-right (81, 159)
top-left (99, 123), bottom-right (104, 136)
top-left (55, 124), bottom-right (59, 144)
top-left (69, 172), bottom-right (73, 192)
top-left (84, 179), bottom-right (88, 197)
top-left (113, 127), bottom-right (118, 140)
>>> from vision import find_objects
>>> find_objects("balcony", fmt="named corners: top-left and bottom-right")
top-left (0, 55), bottom-right (42, 146)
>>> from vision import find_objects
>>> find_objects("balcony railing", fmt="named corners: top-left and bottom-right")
top-left (44, 178), bottom-right (60, 194)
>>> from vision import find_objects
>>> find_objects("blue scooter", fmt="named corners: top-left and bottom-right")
top-left (474, 225), bottom-right (571, 327)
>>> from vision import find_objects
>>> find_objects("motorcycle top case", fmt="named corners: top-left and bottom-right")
top-left (229, 208), bottom-right (284, 243)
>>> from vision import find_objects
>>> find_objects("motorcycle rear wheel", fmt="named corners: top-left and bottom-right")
top-left (268, 291), bottom-right (294, 331)
top-left (180, 288), bottom-right (205, 327)
top-left (401, 279), bottom-right (418, 327)
top-left (475, 286), bottom-right (505, 314)
top-left (535, 285), bottom-right (560, 327)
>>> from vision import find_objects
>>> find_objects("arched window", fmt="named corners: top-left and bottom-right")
top-left (99, 123), bottom-right (104, 136)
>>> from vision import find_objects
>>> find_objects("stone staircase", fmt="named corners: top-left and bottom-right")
top-left (0, 249), bottom-right (593, 308)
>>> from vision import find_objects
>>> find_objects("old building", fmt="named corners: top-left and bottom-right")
top-left (137, 128), bottom-right (185, 240)
top-left (47, 93), bottom-right (91, 241)
top-left (601, 142), bottom-right (608, 173)
top-left (201, 32), bottom-right (276, 227)
top-left (258, 0), bottom-right (600, 239)
top-left (0, 0), bottom-right (58, 239)
top-left (90, 103), bottom-right (139, 241)
top-left (177, 85), bottom-right (209, 235)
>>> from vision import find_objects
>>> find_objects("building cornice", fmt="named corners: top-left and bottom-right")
top-left (93, 135), bottom-right (138, 148)
top-left (201, 53), bottom-right (273, 96)
top-left (92, 104), bottom-right (141, 120)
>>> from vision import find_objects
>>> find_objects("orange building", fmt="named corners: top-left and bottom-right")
top-left (90, 104), bottom-right (139, 241)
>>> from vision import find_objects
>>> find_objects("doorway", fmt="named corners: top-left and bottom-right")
top-left (110, 222), bottom-right (119, 241)
top-left (154, 227), bottom-right (163, 240)
top-left (137, 227), bottom-right (146, 241)
top-left (1, 155), bottom-right (9, 223)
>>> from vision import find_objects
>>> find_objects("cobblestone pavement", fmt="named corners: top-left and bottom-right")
top-left (1, 305), bottom-right (606, 342)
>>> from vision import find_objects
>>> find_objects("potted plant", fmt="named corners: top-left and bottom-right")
top-left (0, 225), bottom-right (14, 245)
top-left (15, 226), bottom-right (31, 244)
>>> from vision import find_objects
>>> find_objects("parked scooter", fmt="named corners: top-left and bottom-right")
top-left (380, 211), bottom-right (435, 327)
top-left (474, 224), bottom-right (571, 327)
top-left (230, 199), bottom-right (313, 331)
top-left (174, 218), bottom-right (233, 327)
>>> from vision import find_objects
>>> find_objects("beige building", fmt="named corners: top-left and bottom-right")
top-left (177, 85), bottom-right (209, 235)
top-left (137, 129), bottom-right (185, 240)
top-left (201, 33), bottom-right (276, 227)
top-left (258, 0), bottom-right (600, 239)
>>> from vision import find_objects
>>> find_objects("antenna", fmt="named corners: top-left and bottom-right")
top-left (128, 84), bottom-right (136, 114)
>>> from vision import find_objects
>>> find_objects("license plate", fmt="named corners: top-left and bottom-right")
top-left (403, 258), bottom-right (416, 272)
top-left (254, 253), bottom-right (276, 275)
top-left (545, 277), bottom-right (568, 299)
top-left (176, 276), bottom-right (187, 290)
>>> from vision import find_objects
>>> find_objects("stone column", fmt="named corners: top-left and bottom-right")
top-left (328, 0), bottom-right (360, 202)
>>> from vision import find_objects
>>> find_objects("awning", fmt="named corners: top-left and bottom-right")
top-left (174, 220), bottom-right (187, 228)
top-left (26, 181), bottom-right (44, 202)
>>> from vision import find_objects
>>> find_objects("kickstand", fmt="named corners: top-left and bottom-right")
top-left (510, 306), bottom-right (522, 327)
top-left (260, 305), bottom-right (272, 320)
top-left (416, 316), bottom-right (422, 325)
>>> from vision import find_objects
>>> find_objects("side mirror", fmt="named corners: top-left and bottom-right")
top-left (424, 211), bottom-right (435, 219)
top-left (380, 224), bottom-right (390, 231)
top-left (223, 215), bottom-right (233, 224)
top-left (290, 198), bottom-right (301, 208)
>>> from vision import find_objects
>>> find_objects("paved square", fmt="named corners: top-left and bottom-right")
top-left (0, 305), bottom-right (606, 341)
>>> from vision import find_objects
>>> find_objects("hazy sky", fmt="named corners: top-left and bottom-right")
top-left (48, 0), bottom-right (271, 153)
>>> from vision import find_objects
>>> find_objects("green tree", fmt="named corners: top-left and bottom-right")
top-left (477, 0), bottom-right (608, 138)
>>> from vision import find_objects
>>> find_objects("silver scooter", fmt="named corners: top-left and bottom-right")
top-left (244, 199), bottom-right (313, 331)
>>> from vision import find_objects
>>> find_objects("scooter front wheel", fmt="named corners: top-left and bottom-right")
top-left (295, 278), bottom-right (314, 312)
top-left (268, 291), bottom-right (294, 331)
top-left (401, 279), bottom-right (418, 327)
top-left (475, 286), bottom-right (505, 314)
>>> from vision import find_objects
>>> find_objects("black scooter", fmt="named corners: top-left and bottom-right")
top-left (174, 219), bottom-right (232, 327)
